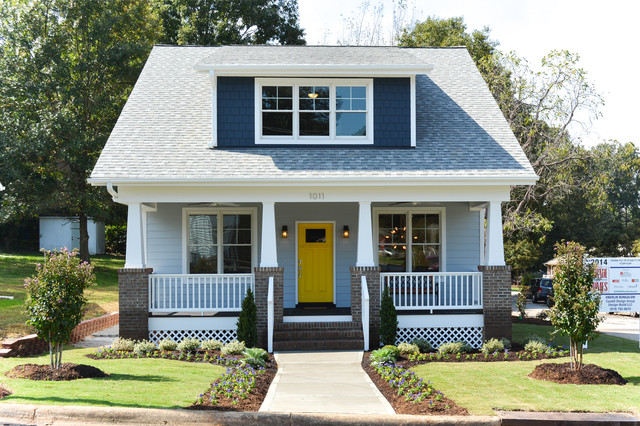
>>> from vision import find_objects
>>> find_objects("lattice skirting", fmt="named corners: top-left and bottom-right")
top-left (149, 329), bottom-right (237, 343)
top-left (396, 326), bottom-right (484, 348)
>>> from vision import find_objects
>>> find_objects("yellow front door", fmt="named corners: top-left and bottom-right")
top-left (298, 223), bottom-right (333, 303)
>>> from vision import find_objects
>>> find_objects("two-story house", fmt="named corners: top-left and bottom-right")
top-left (89, 45), bottom-right (537, 351)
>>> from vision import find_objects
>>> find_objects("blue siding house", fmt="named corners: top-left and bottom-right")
top-left (90, 45), bottom-right (537, 351)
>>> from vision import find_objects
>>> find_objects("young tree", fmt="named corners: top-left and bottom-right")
top-left (236, 288), bottom-right (257, 348)
top-left (549, 241), bottom-right (602, 370)
top-left (24, 249), bottom-right (96, 370)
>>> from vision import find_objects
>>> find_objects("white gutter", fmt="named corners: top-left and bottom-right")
top-left (89, 174), bottom-right (539, 187)
top-left (106, 183), bottom-right (118, 201)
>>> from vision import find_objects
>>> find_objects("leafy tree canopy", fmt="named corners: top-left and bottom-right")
top-left (157, 0), bottom-right (305, 45)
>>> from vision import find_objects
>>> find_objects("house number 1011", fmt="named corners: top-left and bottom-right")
top-left (309, 192), bottom-right (325, 200)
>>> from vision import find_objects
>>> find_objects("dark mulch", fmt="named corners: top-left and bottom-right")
top-left (512, 315), bottom-right (552, 326)
top-left (5, 363), bottom-right (107, 381)
top-left (529, 363), bottom-right (627, 385)
top-left (397, 346), bottom-right (566, 368)
top-left (187, 357), bottom-right (277, 412)
top-left (362, 353), bottom-right (468, 416)
top-left (0, 384), bottom-right (11, 399)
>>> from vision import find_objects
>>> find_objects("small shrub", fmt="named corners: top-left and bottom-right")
top-left (236, 288), bottom-right (257, 348)
top-left (410, 338), bottom-right (433, 353)
top-left (500, 338), bottom-right (511, 349)
top-left (242, 347), bottom-right (268, 367)
top-left (201, 339), bottom-right (223, 351)
top-left (481, 338), bottom-right (505, 353)
top-left (157, 338), bottom-right (177, 351)
top-left (370, 346), bottom-right (398, 364)
top-left (397, 342), bottom-right (419, 356)
top-left (112, 337), bottom-right (135, 352)
top-left (437, 341), bottom-right (472, 355)
top-left (177, 338), bottom-right (201, 354)
top-left (134, 340), bottom-right (157, 354)
top-left (221, 340), bottom-right (246, 356)
top-left (525, 340), bottom-right (547, 353)
top-left (536, 310), bottom-right (549, 320)
top-left (380, 286), bottom-right (398, 346)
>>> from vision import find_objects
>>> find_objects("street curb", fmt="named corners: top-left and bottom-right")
top-left (0, 403), bottom-right (500, 425)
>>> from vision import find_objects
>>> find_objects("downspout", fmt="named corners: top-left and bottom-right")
top-left (106, 183), bottom-right (118, 201)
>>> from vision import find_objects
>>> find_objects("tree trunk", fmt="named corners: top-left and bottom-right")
top-left (49, 333), bottom-right (54, 370)
top-left (79, 213), bottom-right (90, 263)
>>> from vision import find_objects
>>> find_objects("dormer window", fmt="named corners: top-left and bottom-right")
top-left (255, 78), bottom-right (373, 145)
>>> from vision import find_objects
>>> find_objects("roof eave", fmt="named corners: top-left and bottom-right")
top-left (194, 63), bottom-right (434, 77)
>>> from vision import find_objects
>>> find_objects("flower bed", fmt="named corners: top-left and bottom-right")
top-left (89, 346), bottom-right (277, 411)
top-left (405, 346), bottom-right (569, 365)
top-left (362, 352), bottom-right (467, 415)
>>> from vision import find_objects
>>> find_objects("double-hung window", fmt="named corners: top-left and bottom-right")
top-left (376, 209), bottom-right (445, 273)
top-left (185, 209), bottom-right (256, 274)
top-left (256, 78), bottom-right (373, 145)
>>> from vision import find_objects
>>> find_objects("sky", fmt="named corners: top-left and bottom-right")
top-left (298, 0), bottom-right (638, 147)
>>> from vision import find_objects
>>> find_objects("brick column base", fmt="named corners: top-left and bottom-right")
top-left (118, 268), bottom-right (153, 341)
top-left (351, 266), bottom-right (381, 348)
top-left (254, 267), bottom-right (284, 350)
top-left (479, 265), bottom-right (512, 341)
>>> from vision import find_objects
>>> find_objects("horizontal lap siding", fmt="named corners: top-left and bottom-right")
top-left (445, 203), bottom-right (481, 272)
top-left (147, 204), bottom-right (182, 273)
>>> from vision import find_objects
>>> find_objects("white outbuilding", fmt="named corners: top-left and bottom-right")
top-left (39, 216), bottom-right (106, 255)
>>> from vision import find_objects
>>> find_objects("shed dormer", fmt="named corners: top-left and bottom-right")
top-left (195, 46), bottom-right (433, 148)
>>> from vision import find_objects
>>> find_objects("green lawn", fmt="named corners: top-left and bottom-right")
top-left (0, 252), bottom-right (124, 339)
top-left (412, 324), bottom-right (640, 416)
top-left (0, 347), bottom-right (224, 408)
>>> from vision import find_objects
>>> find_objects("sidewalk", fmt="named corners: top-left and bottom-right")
top-left (260, 351), bottom-right (394, 414)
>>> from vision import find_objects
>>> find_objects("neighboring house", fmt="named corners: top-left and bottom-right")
top-left (543, 257), bottom-right (559, 278)
top-left (39, 216), bottom-right (106, 255)
top-left (89, 45), bottom-right (537, 351)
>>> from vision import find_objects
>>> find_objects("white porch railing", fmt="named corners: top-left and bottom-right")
top-left (149, 274), bottom-right (254, 312)
top-left (267, 276), bottom-right (274, 353)
top-left (361, 275), bottom-right (370, 351)
top-left (380, 272), bottom-right (483, 310)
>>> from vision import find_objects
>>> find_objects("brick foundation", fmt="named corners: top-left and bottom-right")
top-left (479, 265), bottom-right (512, 341)
top-left (119, 268), bottom-right (153, 340)
top-left (254, 266), bottom-right (284, 350)
top-left (351, 266), bottom-right (381, 348)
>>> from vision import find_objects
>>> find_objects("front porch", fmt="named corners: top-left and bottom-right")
top-left (117, 196), bottom-right (512, 351)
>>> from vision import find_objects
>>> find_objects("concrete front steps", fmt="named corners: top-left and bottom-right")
top-left (273, 321), bottom-right (365, 351)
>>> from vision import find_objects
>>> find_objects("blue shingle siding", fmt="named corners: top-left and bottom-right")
top-left (373, 77), bottom-right (411, 147)
top-left (217, 77), bottom-right (255, 147)
top-left (216, 76), bottom-right (411, 148)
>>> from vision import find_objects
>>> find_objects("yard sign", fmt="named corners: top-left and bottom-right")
top-left (587, 257), bottom-right (640, 312)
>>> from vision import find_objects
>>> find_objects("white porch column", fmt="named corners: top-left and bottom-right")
top-left (486, 201), bottom-right (505, 265)
top-left (260, 202), bottom-right (278, 267)
top-left (356, 201), bottom-right (375, 267)
top-left (125, 202), bottom-right (145, 268)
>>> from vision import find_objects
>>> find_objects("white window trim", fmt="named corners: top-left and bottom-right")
top-left (255, 78), bottom-right (374, 145)
top-left (182, 207), bottom-right (258, 274)
top-left (372, 207), bottom-right (446, 272)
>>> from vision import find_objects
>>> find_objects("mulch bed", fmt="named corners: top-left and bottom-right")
top-left (529, 363), bottom-right (627, 385)
top-left (362, 352), bottom-right (468, 415)
top-left (512, 315), bottom-right (553, 326)
top-left (5, 363), bottom-right (107, 381)
top-left (0, 384), bottom-right (11, 399)
top-left (187, 357), bottom-right (277, 412)
top-left (397, 346), bottom-right (567, 368)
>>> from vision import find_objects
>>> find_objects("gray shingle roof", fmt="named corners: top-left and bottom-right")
top-left (90, 45), bottom-right (536, 183)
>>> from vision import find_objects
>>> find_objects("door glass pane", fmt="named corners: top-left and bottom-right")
top-left (263, 112), bottom-right (292, 135)
top-left (190, 246), bottom-right (217, 273)
top-left (306, 228), bottom-right (326, 243)
top-left (223, 246), bottom-right (252, 273)
top-left (412, 245), bottom-right (439, 272)
top-left (300, 112), bottom-right (329, 136)
top-left (336, 112), bottom-right (366, 136)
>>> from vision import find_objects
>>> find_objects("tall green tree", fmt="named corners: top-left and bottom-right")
top-left (157, 0), bottom-right (305, 45)
top-left (0, 0), bottom-right (161, 260)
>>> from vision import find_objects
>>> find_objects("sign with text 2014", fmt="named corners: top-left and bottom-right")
top-left (587, 257), bottom-right (640, 312)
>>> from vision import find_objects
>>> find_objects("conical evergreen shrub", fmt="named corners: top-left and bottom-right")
top-left (380, 285), bottom-right (398, 346)
top-left (236, 288), bottom-right (257, 347)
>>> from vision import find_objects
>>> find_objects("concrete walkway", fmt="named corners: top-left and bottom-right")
top-left (71, 325), bottom-right (119, 348)
top-left (260, 351), bottom-right (394, 415)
